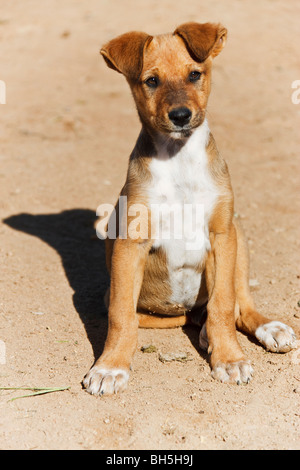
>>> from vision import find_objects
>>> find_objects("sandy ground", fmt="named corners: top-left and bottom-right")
top-left (0, 0), bottom-right (300, 450)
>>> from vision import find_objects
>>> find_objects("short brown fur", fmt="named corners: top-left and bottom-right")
top-left (83, 23), bottom-right (296, 395)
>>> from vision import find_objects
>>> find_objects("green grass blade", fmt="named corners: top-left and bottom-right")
top-left (0, 386), bottom-right (70, 401)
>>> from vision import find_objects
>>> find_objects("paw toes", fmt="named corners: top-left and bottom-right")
top-left (211, 360), bottom-right (253, 385)
top-left (255, 321), bottom-right (297, 353)
top-left (83, 367), bottom-right (129, 396)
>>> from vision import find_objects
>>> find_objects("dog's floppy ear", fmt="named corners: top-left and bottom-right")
top-left (100, 32), bottom-right (153, 82)
top-left (174, 22), bottom-right (227, 62)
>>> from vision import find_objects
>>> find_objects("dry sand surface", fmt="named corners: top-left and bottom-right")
top-left (0, 0), bottom-right (300, 450)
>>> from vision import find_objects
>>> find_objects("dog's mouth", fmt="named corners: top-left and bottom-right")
top-left (155, 122), bottom-right (197, 139)
top-left (168, 128), bottom-right (193, 139)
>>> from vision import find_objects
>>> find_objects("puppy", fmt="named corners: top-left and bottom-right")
top-left (83, 22), bottom-right (297, 395)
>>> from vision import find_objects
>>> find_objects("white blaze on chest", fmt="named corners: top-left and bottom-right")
top-left (148, 121), bottom-right (219, 307)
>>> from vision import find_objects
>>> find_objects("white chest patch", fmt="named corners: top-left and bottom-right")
top-left (148, 120), bottom-right (219, 308)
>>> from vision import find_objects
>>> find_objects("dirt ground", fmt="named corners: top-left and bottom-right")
top-left (0, 0), bottom-right (299, 451)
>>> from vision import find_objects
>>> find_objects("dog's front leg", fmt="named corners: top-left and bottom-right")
top-left (206, 224), bottom-right (253, 384)
top-left (83, 238), bottom-right (149, 396)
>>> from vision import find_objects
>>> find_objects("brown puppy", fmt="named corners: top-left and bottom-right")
top-left (83, 23), bottom-right (297, 395)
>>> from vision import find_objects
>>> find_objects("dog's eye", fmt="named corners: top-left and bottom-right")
top-left (145, 76), bottom-right (159, 88)
top-left (189, 71), bottom-right (201, 82)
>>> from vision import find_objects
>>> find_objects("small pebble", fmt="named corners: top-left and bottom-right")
top-left (159, 352), bottom-right (193, 363)
top-left (141, 345), bottom-right (157, 353)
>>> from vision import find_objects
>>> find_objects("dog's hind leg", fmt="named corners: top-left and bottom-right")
top-left (234, 218), bottom-right (297, 352)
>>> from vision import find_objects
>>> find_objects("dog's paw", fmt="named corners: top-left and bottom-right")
top-left (83, 366), bottom-right (129, 396)
top-left (255, 321), bottom-right (297, 353)
top-left (211, 360), bottom-right (253, 385)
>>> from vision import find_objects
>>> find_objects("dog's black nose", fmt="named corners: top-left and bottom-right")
top-left (168, 107), bottom-right (192, 127)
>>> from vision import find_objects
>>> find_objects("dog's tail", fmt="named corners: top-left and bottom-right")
top-left (137, 312), bottom-right (190, 328)
top-left (137, 302), bottom-right (208, 329)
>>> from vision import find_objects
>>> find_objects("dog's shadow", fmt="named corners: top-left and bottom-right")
top-left (4, 209), bottom-right (109, 360)
top-left (3, 209), bottom-right (208, 366)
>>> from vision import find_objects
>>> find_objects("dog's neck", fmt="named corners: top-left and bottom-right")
top-left (134, 118), bottom-right (210, 161)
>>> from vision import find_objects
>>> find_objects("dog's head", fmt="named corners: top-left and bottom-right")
top-left (100, 22), bottom-right (227, 138)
